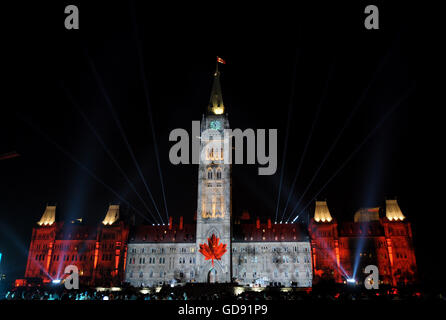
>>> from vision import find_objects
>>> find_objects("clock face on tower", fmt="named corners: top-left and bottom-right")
top-left (209, 120), bottom-right (221, 131)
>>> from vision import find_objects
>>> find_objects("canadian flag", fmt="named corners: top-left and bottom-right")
top-left (217, 56), bottom-right (226, 64)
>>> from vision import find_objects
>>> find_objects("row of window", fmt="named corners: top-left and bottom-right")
top-left (130, 247), bottom-right (195, 254)
top-left (236, 255), bottom-right (310, 264)
top-left (36, 254), bottom-right (93, 262)
top-left (207, 167), bottom-right (223, 179)
top-left (232, 246), bottom-right (308, 253)
top-left (236, 269), bottom-right (310, 279)
top-left (128, 270), bottom-right (195, 279)
top-left (129, 256), bottom-right (196, 265)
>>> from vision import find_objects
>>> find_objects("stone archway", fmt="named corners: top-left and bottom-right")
top-left (208, 268), bottom-right (217, 283)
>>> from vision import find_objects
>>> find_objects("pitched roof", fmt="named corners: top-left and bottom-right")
top-left (232, 222), bottom-right (309, 242)
top-left (129, 224), bottom-right (196, 243)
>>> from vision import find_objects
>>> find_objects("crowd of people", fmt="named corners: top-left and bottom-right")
top-left (2, 284), bottom-right (445, 301)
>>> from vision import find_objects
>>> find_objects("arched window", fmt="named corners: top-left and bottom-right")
top-left (207, 168), bottom-right (213, 179)
top-left (216, 169), bottom-right (222, 179)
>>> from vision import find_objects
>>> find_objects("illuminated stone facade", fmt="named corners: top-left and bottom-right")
top-left (125, 69), bottom-right (312, 287)
top-left (21, 69), bottom-right (416, 289)
top-left (309, 200), bottom-right (417, 286)
top-left (24, 205), bottom-right (129, 287)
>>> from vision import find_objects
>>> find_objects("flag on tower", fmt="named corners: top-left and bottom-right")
top-left (217, 57), bottom-right (226, 64)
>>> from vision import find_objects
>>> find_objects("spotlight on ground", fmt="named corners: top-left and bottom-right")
top-left (346, 278), bottom-right (356, 284)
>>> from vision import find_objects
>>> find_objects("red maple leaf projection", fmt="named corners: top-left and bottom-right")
top-left (199, 234), bottom-right (227, 267)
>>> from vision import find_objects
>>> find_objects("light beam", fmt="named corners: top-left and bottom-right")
top-left (289, 87), bottom-right (412, 223)
top-left (85, 52), bottom-right (165, 224)
top-left (131, 9), bottom-right (169, 222)
top-left (274, 51), bottom-right (299, 223)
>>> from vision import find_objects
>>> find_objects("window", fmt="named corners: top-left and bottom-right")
top-left (207, 169), bottom-right (213, 179)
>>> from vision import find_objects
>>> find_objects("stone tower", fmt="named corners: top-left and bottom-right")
top-left (195, 64), bottom-right (232, 283)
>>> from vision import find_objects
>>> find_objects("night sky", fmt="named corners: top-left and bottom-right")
top-left (1, 2), bottom-right (439, 289)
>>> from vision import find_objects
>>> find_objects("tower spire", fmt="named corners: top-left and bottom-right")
top-left (208, 57), bottom-right (225, 115)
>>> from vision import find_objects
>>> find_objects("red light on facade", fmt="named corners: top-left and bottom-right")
top-left (199, 234), bottom-right (227, 267)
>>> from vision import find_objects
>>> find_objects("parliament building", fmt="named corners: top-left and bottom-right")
top-left (20, 68), bottom-right (417, 288)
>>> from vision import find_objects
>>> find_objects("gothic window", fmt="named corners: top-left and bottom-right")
top-left (216, 169), bottom-right (222, 179)
top-left (207, 169), bottom-right (213, 179)
top-left (149, 270), bottom-right (153, 278)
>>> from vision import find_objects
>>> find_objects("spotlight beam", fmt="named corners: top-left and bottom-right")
top-left (18, 115), bottom-right (156, 225)
top-left (85, 53), bottom-right (165, 224)
top-left (289, 87), bottom-right (412, 223)
top-left (131, 9), bottom-right (169, 222)
top-left (280, 63), bottom-right (334, 223)
top-left (274, 51), bottom-right (299, 223)
top-left (284, 50), bottom-right (392, 223)
top-left (63, 87), bottom-right (162, 225)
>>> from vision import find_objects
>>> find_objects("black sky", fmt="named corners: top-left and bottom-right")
top-left (2, 2), bottom-right (439, 289)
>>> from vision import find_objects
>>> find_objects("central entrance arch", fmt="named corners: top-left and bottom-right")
top-left (207, 268), bottom-right (217, 283)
